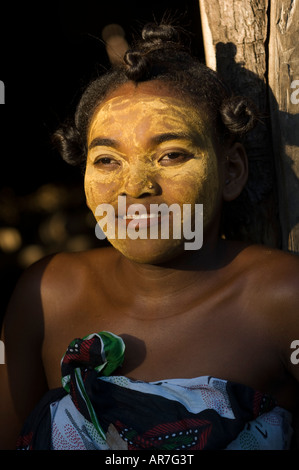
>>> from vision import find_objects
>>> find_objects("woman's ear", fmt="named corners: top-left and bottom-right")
top-left (222, 142), bottom-right (248, 201)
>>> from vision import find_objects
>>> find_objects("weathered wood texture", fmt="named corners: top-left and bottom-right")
top-left (268, 1), bottom-right (299, 253)
top-left (199, 0), bottom-right (299, 252)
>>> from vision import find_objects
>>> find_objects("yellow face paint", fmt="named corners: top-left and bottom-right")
top-left (84, 83), bottom-right (221, 263)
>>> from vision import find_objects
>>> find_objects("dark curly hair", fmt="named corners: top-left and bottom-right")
top-left (53, 23), bottom-right (258, 165)
top-left (53, 22), bottom-right (260, 240)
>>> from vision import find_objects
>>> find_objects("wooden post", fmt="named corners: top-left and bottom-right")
top-left (199, 0), bottom-right (282, 248)
top-left (268, 1), bottom-right (299, 253)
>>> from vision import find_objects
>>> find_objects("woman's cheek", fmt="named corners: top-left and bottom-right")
top-left (162, 167), bottom-right (208, 204)
top-left (166, 162), bottom-right (220, 228)
top-left (84, 175), bottom-right (118, 214)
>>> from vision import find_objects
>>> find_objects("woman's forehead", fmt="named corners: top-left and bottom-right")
top-left (103, 80), bottom-right (184, 102)
top-left (88, 82), bottom-right (210, 140)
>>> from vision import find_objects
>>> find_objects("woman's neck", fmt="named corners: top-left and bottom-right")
top-left (114, 236), bottom-right (229, 301)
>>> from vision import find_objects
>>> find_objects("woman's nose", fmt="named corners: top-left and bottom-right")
top-left (120, 169), bottom-right (160, 198)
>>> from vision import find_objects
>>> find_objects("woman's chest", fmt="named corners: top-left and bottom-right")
top-left (42, 298), bottom-right (282, 395)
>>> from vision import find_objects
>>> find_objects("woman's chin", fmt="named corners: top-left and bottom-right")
top-left (108, 237), bottom-right (185, 265)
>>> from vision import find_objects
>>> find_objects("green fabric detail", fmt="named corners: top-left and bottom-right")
top-left (60, 331), bottom-right (126, 441)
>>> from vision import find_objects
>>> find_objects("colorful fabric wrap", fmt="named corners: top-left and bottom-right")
top-left (16, 331), bottom-right (293, 450)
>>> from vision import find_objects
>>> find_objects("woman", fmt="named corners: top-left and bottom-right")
top-left (1, 22), bottom-right (299, 450)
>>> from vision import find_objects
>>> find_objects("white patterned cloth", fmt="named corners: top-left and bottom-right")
top-left (50, 375), bottom-right (293, 450)
top-left (17, 333), bottom-right (294, 451)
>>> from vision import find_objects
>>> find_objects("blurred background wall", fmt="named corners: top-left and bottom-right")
top-left (0, 1), bottom-right (204, 323)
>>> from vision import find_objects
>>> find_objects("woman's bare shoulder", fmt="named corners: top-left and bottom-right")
top-left (236, 244), bottom-right (299, 366)
top-left (238, 243), bottom-right (299, 287)
top-left (4, 246), bottom-right (115, 324)
top-left (31, 246), bottom-right (114, 283)
top-left (230, 243), bottom-right (299, 312)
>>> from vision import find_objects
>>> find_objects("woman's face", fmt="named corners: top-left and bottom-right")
top-left (84, 81), bottom-right (223, 264)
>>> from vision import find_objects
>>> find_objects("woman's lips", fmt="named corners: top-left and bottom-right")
top-left (116, 202), bottom-right (172, 229)
top-left (118, 212), bottom-right (164, 229)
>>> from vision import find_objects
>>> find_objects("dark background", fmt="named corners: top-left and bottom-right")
top-left (0, 1), bottom-right (204, 320)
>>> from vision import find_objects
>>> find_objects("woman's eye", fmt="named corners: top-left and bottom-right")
top-left (159, 152), bottom-right (193, 166)
top-left (94, 157), bottom-right (120, 169)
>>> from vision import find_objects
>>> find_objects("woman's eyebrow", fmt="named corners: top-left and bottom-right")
top-left (151, 132), bottom-right (190, 145)
top-left (88, 137), bottom-right (118, 150)
top-left (88, 132), bottom-right (198, 150)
